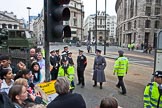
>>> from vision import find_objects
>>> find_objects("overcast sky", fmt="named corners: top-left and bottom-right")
top-left (0, 0), bottom-right (116, 21)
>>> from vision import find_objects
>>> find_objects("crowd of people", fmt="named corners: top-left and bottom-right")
top-left (0, 44), bottom-right (160, 108)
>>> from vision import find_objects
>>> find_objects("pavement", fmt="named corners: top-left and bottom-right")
top-left (87, 46), bottom-right (154, 60)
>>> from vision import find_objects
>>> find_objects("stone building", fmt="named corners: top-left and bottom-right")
top-left (115, 0), bottom-right (162, 48)
top-left (0, 11), bottom-right (25, 29)
top-left (84, 11), bottom-right (117, 45)
top-left (66, 0), bottom-right (84, 41)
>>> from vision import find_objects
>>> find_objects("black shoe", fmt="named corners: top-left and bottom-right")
top-left (119, 91), bottom-right (126, 96)
top-left (100, 86), bottom-right (103, 89)
top-left (77, 83), bottom-right (80, 85)
top-left (93, 84), bottom-right (97, 87)
top-left (116, 85), bottom-right (120, 89)
top-left (81, 85), bottom-right (84, 88)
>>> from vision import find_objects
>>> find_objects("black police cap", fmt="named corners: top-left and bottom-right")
top-left (96, 49), bottom-right (101, 53)
top-left (152, 71), bottom-right (162, 77)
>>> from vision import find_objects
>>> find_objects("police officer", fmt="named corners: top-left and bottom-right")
top-left (50, 50), bottom-right (58, 80)
top-left (92, 49), bottom-right (106, 89)
top-left (144, 71), bottom-right (162, 108)
top-left (67, 51), bottom-right (74, 66)
top-left (113, 50), bottom-right (128, 95)
top-left (62, 45), bottom-right (69, 54)
top-left (58, 57), bottom-right (75, 92)
top-left (77, 50), bottom-right (87, 88)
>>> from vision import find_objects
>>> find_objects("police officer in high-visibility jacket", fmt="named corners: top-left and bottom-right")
top-left (113, 50), bottom-right (128, 95)
top-left (143, 71), bottom-right (162, 108)
top-left (58, 57), bottom-right (75, 92)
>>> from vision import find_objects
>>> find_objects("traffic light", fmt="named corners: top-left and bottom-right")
top-left (47, 0), bottom-right (71, 42)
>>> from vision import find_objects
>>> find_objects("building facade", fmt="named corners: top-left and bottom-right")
top-left (115, 0), bottom-right (162, 48)
top-left (84, 11), bottom-right (117, 45)
top-left (66, 0), bottom-right (84, 42)
top-left (0, 11), bottom-right (25, 30)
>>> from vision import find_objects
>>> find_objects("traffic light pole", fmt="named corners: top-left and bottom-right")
top-left (44, 0), bottom-right (50, 82)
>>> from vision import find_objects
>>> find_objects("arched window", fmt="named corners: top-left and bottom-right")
top-left (8, 24), bottom-right (12, 29)
top-left (2, 24), bottom-right (6, 28)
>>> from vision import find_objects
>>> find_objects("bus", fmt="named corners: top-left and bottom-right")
top-left (0, 29), bottom-right (37, 50)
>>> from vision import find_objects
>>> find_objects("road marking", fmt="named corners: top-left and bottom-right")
top-left (130, 60), bottom-right (153, 63)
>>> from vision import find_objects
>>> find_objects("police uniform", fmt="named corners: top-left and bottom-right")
top-left (113, 50), bottom-right (128, 95)
top-left (92, 49), bottom-right (106, 89)
top-left (144, 71), bottom-right (162, 108)
top-left (77, 50), bottom-right (87, 88)
top-left (62, 45), bottom-right (69, 54)
top-left (58, 57), bottom-right (75, 92)
top-left (67, 51), bottom-right (74, 66)
top-left (50, 50), bottom-right (58, 80)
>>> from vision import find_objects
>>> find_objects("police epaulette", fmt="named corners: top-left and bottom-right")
top-left (147, 82), bottom-right (153, 86)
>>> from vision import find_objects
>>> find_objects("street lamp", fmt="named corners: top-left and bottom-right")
top-left (104, 0), bottom-right (107, 55)
top-left (81, 4), bottom-right (83, 41)
top-left (95, 0), bottom-right (98, 51)
top-left (27, 7), bottom-right (31, 31)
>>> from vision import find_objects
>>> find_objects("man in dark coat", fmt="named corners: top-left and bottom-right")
top-left (47, 77), bottom-right (86, 108)
top-left (50, 50), bottom-right (59, 80)
top-left (67, 51), bottom-right (74, 66)
top-left (62, 45), bottom-right (69, 54)
top-left (92, 49), bottom-right (106, 89)
top-left (77, 49), bottom-right (87, 88)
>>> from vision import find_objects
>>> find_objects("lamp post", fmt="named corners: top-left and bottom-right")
top-left (81, 4), bottom-right (83, 41)
top-left (27, 7), bottom-right (31, 31)
top-left (104, 0), bottom-right (107, 55)
top-left (95, 0), bottom-right (97, 51)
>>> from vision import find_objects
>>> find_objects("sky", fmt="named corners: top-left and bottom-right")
top-left (0, 0), bottom-right (117, 21)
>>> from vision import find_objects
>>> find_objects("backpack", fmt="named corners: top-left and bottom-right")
top-left (0, 92), bottom-right (15, 108)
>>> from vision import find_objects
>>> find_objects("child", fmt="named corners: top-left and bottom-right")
top-left (0, 69), bottom-right (14, 94)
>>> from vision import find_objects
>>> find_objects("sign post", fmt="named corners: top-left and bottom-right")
top-left (154, 30), bottom-right (162, 72)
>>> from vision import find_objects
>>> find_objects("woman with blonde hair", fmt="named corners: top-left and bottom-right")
top-left (8, 85), bottom-right (28, 108)
top-left (99, 97), bottom-right (122, 108)
top-left (14, 78), bottom-right (44, 104)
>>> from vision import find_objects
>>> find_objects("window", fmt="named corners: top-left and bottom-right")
top-left (100, 19), bottom-right (102, 25)
top-left (154, 20), bottom-right (160, 28)
top-left (146, 0), bottom-right (152, 3)
top-left (8, 24), bottom-right (12, 29)
top-left (14, 25), bottom-right (17, 29)
top-left (74, 19), bottom-right (77, 26)
top-left (2, 24), bottom-right (6, 28)
top-left (9, 31), bottom-right (15, 38)
top-left (145, 7), bottom-right (151, 16)
top-left (128, 22), bottom-right (132, 30)
top-left (145, 20), bottom-right (151, 28)
top-left (155, 7), bottom-right (160, 15)
top-left (155, 0), bottom-right (161, 4)
top-left (74, 12), bottom-right (76, 17)
top-left (134, 20), bottom-right (136, 28)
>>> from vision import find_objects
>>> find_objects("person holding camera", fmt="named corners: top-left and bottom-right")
top-left (143, 71), bottom-right (162, 108)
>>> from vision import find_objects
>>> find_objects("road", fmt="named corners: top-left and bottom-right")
top-left (49, 44), bottom-right (154, 108)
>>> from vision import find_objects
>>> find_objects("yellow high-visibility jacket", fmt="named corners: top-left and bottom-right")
top-left (114, 56), bottom-right (128, 76)
top-left (58, 65), bottom-right (75, 89)
top-left (144, 82), bottom-right (162, 108)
